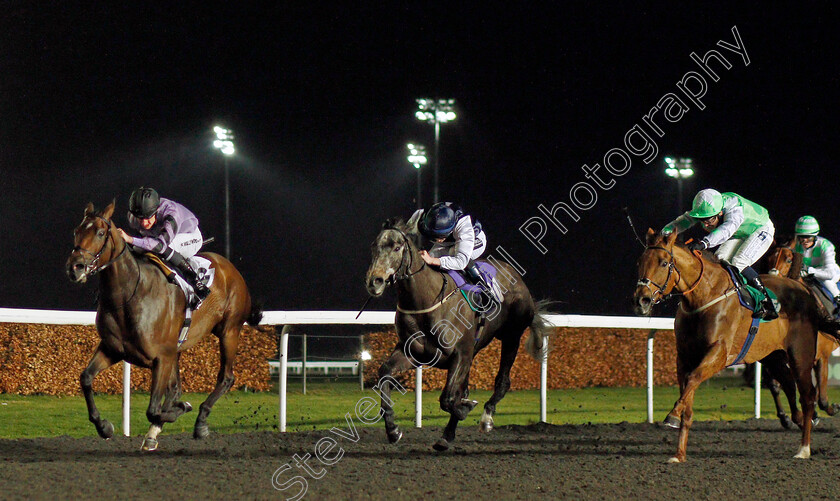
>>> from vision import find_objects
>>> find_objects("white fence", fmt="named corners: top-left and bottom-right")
top-left (0, 307), bottom-right (763, 435)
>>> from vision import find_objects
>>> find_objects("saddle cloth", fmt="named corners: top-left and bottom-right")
top-left (143, 254), bottom-right (215, 345)
top-left (724, 267), bottom-right (778, 322)
top-left (802, 276), bottom-right (839, 319)
top-left (446, 262), bottom-right (503, 305)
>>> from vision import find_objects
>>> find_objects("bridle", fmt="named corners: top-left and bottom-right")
top-left (73, 217), bottom-right (128, 278)
top-left (637, 244), bottom-right (704, 305)
top-left (379, 227), bottom-right (456, 314)
top-left (386, 227), bottom-right (426, 283)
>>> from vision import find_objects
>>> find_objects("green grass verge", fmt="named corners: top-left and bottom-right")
top-left (0, 376), bottom-right (812, 438)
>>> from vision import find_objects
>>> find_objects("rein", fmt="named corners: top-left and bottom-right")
top-left (397, 288), bottom-right (460, 314)
top-left (77, 216), bottom-right (142, 311)
top-left (636, 244), bottom-right (705, 304)
top-left (679, 287), bottom-right (740, 314)
top-left (385, 226), bottom-right (456, 314)
top-left (639, 242), bottom-right (750, 315)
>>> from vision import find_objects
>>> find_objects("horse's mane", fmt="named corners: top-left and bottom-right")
top-left (647, 231), bottom-right (723, 264)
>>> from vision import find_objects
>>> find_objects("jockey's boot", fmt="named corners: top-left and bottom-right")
top-left (833, 296), bottom-right (840, 318)
top-left (742, 267), bottom-right (778, 320)
top-left (465, 261), bottom-right (494, 303)
top-left (168, 252), bottom-right (210, 302)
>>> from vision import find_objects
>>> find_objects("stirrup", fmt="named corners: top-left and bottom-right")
top-left (755, 301), bottom-right (778, 320)
top-left (194, 283), bottom-right (210, 300)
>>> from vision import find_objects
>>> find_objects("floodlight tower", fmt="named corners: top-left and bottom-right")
top-left (415, 98), bottom-right (456, 203)
top-left (407, 143), bottom-right (427, 209)
top-left (213, 126), bottom-right (235, 259)
top-left (664, 157), bottom-right (694, 211)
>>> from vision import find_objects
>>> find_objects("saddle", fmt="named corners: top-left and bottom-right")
top-left (446, 261), bottom-right (503, 312)
top-left (143, 252), bottom-right (215, 345)
top-left (801, 276), bottom-right (839, 319)
top-left (144, 253), bottom-right (177, 281)
top-left (723, 265), bottom-right (778, 322)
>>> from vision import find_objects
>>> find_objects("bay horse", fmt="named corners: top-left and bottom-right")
top-left (633, 229), bottom-right (832, 462)
top-left (365, 217), bottom-right (551, 451)
top-left (763, 239), bottom-right (840, 423)
top-left (65, 202), bottom-right (262, 451)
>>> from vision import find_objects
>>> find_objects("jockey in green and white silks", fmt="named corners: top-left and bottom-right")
top-left (662, 188), bottom-right (778, 320)
top-left (794, 215), bottom-right (840, 301)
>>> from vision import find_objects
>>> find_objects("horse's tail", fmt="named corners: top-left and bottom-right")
top-left (247, 300), bottom-right (264, 327)
top-left (525, 299), bottom-right (554, 361)
top-left (818, 317), bottom-right (840, 343)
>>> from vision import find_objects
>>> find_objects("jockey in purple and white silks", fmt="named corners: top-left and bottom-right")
top-left (794, 215), bottom-right (840, 307)
top-left (118, 187), bottom-right (210, 302)
top-left (409, 202), bottom-right (500, 302)
top-left (411, 202), bottom-right (486, 271)
top-left (661, 188), bottom-right (777, 320)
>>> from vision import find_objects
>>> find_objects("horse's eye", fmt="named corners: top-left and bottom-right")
top-left (97, 230), bottom-right (106, 237)
top-left (660, 260), bottom-right (669, 267)
top-left (393, 245), bottom-right (402, 252)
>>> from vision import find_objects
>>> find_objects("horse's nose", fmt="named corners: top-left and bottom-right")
top-left (66, 257), bottom-right (85, 282)
top-left (366, 276), bottom-right (385, 296)
top-left (634, 295), bottom-right (652, 315)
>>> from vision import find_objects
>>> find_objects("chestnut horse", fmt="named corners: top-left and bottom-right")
top-left (765, 240), bottom-right (840, 422)
top-left (365, 218), bottom-right (550, 451)
top-left (65, 202), bottom-right (262, 451)
top-left (633, 229), bottom-right (829, 462)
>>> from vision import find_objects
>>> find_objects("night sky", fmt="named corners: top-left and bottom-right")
top-left (3, 4), bottom-right (839, 317)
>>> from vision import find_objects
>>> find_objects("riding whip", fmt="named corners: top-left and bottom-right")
top-left (622, 207), bottom-right (646, 248)
top-left (355, 296), bottom-right (373, 319)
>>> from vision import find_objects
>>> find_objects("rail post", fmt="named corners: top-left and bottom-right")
top-left (278, 325), bottom-right (291, 432)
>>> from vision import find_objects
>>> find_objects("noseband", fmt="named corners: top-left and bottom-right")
top-left (637, 244), bottom-right (704, 304)
top-left (74, 217), bottom-right (128, 277)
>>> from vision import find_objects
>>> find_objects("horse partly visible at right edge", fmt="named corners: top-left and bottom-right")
top-left (763, 238), bottom-right (840, 426)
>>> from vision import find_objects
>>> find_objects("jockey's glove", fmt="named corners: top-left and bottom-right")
top-left (687, 240), bottom-right (708, 252)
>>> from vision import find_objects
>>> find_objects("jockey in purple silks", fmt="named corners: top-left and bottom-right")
top-left (410, 201), bottom-right (501, 303)
top-left (118, 187), bottom-right (210, 302)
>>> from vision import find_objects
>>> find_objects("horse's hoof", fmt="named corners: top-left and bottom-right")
top-left (433, 438), bottom-right (450, 452)
top-left (667, 456), bottom-right (684, 464)
top-left (663, 415), bottom-right (681, 429)
top-left (387, 428), bottom-right (403, 444)
top-left (183, 402), bottom-right (193, 413)
top-left (812, 417), bottom-right (821, 427)
top-left (794, 445), bottom-right (811, 459)
top-left (828, 404), bottom-right (840, 416)
top-left (141, 437), bottom-right (158, 452)
top-left (779, 415), bottom-right (794, 430)
top-left (460, 398), bottom-right (479, 412)
top-left (479, 420), bottom-right (494, 433)
top-left (193, 424), bottom-right (210, 440)
top-left (97, 420), bottom-right (115, 439)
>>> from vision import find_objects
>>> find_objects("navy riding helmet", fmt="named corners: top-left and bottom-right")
top-left (129, 187), bottom-right (161, 219)
top-left (419, 202), bottom-right (464, 238)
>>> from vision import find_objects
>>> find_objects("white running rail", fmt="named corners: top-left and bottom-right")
top-left (0, 307), bottom-right (761, 434)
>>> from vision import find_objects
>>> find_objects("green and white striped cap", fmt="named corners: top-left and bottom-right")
top-left (795, 215), bottom-right (820, 236)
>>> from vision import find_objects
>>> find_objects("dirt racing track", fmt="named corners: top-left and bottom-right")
top-left (4, 420), bottom-right (840, 500)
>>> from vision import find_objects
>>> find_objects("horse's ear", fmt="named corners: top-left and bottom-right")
top-left (405, 210), bottom-right (422, 234)
top-left (665, 231), bottom-right (678, 247)
top-left (84, 202), bottom-right (95, 217)
top-left (645, 228), bottom-right (658, 246)
top-left (101, 200), bottom-right (115, 220)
